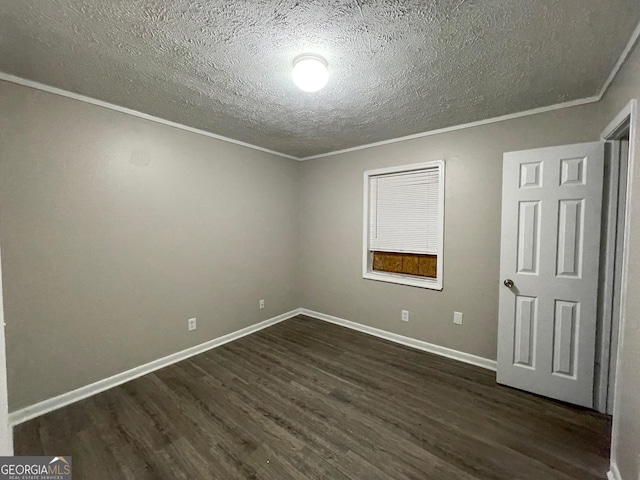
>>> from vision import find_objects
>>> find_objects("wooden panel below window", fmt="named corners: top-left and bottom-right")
top-left (372, 252), bottom-right (437, 278)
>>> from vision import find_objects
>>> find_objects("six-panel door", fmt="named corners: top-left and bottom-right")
top-left (497, 142), bottom-right (604, 408)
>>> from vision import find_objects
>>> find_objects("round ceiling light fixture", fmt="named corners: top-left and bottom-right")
top-left (292, 54), bottom-right (329, 92)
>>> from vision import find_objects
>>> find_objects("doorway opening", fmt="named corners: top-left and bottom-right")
top-left (595, 102), bottom-right (636, 415)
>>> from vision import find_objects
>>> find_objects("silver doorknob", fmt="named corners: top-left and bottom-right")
top-left (504, 279), bottom-right (514, 288)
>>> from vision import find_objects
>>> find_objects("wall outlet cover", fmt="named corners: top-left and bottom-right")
top-left (188, 318), bottom-right (197, 331)
top-left (454, 312), bottom-right (463, 325)
top-left (401, 310), bottom-right (409, 322)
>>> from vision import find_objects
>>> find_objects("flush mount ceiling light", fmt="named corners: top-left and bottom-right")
top-left (292, 54), bottom-right (329, 92)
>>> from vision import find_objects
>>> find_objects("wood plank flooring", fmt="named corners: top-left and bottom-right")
top-left (14, 315), bottom-right (612, 479)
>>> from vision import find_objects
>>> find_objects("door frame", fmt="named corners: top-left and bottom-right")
top-left (595, 116), bottom-right (631, 414)
top-left (597, 100), bottom-right (637, 420)
top-left (0, 239), bottom-right (12, 454)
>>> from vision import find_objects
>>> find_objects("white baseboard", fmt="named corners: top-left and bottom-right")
top-left (607, 463), bottom-right (622, 480)
top-left (299, 308), bottom-right (497, 371)
top-left (9, 306), bottom-right (498, 426)
top-left (8, 309), bottom-right (302, 426)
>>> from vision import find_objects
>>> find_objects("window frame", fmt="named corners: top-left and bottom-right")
top-left (362, 160), bottom-right (445, 290)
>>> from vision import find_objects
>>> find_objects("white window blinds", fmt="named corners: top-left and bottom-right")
top-left (369, 167), bottom-right (441, 255)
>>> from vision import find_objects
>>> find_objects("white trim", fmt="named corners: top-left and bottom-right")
top-left (598, 21), bottom-right (640, 100)
top-left (362, 271), bottom-right (442, 290)
top-left (0, 73), bottom-right (298, 161)
top-left (2, 20), bottom-right (638, 164)
top-left (2, 19), bottom-right (638, 165)
top-left (302, 21), bottom-right (640, 162)
top-left (300, 96), bottom-right (601, 161)
top-left (601, 99), bottom-right (638, 480)
top-left (595, 101), bottom-right (637, 413)
top-left (300, 308), bottom-right (497, 371)
top-left (0, 71), bottom-right (601, 163)
top-left (362, 160), bottom-right (445, 290)
top-left (8, 309), bottom-right (303, 427)
top-left (0, 238), bottom-right (12, 455)
top-left (595, 139), bottom-right (623, 414)
top-left (602, 100), bottom-right (637, 140)
top-left (607, 463), bottom-right (622, 480)
top-left (6, 306), bottom-right (499, 427)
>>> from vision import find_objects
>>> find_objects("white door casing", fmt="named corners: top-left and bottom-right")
top-left (0, 241), bottom-right (11, 454)
top-left (607, 139), bottom-right (629, 414)
top-left (497, 142), bottom-right (604, 408)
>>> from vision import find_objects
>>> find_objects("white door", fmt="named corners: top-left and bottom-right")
top-left (497, 142), bottom-right (604, 408)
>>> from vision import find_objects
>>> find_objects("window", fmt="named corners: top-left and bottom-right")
top-left (362, 160), bottom-right (444, 290)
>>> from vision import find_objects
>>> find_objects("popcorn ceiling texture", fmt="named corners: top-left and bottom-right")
top-left (0, 0), bottom-right (638, 158)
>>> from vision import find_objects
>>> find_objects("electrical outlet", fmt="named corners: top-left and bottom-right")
top-left (259, 299), bottom-right (265, 310)
top-left (401, 310), bottom-right (409, 322)
top-left (453, 312), bottom-right (463, 325)
top-left (188, 318), bottom-right (197, 331)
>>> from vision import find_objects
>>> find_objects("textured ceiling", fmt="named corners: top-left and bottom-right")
top-left (1, 1), bottom-right (639, 158)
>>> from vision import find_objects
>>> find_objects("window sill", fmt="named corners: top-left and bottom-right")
top-left (363, 271), bottom-right (442, 290)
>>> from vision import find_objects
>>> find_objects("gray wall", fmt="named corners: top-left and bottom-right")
top-left (596, 40), bottom-right (640, 480)
top-left (299, 103), bottom-right (603, 361)
top-left (2, 37), bottom-right (640, 479)
top-left (299, 38), bottom-right (640, 479)
top-left (0, 81), bottom-right (300, 410)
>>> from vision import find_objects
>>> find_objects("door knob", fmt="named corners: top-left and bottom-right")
top-left (504, 279), bottom-right (514, 288)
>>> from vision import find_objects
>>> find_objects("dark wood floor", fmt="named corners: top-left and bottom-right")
top-left (14, 315), bottom-right (611, 479)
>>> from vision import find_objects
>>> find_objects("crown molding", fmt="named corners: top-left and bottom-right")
top-left (2, 19), bottom-right (639, 163)
top-left (0, 72), bottom-right (298, 161)
top-left (597, 19), bottom-right (640, 101)
top-left (299, 19), bottom-right (640, 161)
top-left (298, 96), bottom-right (601, 160)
